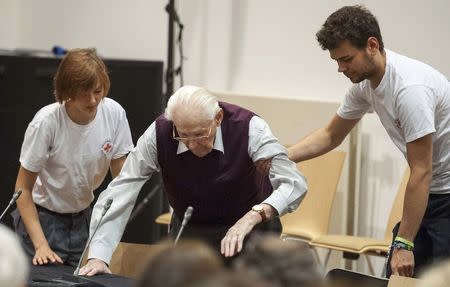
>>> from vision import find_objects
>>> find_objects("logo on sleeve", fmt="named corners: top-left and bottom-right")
top-left (101, 140), bottom-right (113, 156)
top-left (394, 119), bottom-right (402, 129)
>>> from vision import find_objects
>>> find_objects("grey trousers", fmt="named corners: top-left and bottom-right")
top-left (12, 205), bottom-right (91, 267)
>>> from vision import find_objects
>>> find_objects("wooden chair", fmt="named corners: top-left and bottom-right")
top-left (155, 212), bottom-right (171, 225)
top-left (310, 169), bottom-right (410, 275)
top-left (280, 151), bottom-right (346, 263)
top-left (109, 242), bottom-right (164, 279)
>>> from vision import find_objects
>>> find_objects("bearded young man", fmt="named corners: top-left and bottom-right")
top-left (288, 5), bottom-right (450, 278)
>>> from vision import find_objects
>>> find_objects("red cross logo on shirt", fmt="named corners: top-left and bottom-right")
top-left (102, 141), bottom-right (113, 155)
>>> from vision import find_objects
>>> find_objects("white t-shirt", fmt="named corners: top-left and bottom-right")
top-left (20, 98), bottom-right (134, 213)
top-left (338, 49), bottom-right (450, 194)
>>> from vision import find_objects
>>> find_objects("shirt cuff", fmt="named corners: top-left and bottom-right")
top-left (262, 190), bottom-right (290, 217)
top-left (88, 243), bottom-right (114, 265)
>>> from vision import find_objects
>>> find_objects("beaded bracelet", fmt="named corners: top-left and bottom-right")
top-left (392, 240), bottom-right (414, 251)
top-left (395, 236), bottom-right (414, 248)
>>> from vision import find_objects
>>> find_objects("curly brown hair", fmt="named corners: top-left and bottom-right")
top-left (316, 5), bottom-right (384, 53)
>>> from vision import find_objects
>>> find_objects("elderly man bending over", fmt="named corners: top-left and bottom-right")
top-left (79, 85), bottom-right (307, 276)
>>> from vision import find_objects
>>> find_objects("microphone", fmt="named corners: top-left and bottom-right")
top-left (73, 198), bottom-right (113, 275)
top-left (174, 206), bottom-right (193, 246)
top-left (0, 189), bottom-right (23, 221)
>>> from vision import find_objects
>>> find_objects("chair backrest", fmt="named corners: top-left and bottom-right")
top-left (280, 151), bottom-right (346, 239)
top-left (384, 169), bottom-right (410, 241)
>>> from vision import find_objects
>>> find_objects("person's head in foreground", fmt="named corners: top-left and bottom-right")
top-left (233, 233), bottom-right (323, 287)
top-left (165, 85), bottom-right (223, 158)
top-left (0, 224), bottom-right (29, 287)
top-left (186, 270), bottom-right (271, 287)
top-left (134, 239), bottom-right (224, 287)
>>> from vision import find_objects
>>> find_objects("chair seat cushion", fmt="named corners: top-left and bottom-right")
top-left (310, 235), bottom-right (390, 254)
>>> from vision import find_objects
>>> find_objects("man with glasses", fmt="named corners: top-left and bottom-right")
top-left (79, 85), bottom-right (307, 276)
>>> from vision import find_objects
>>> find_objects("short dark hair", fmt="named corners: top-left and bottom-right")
top-left (316, 5), bottom-right (384, 52)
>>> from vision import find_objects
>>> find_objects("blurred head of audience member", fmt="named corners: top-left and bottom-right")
top-left (134, 239), bottom-right (224, 287)
top-left (0, 224), bottom-right (29, 287)
top-left (417, 259), bottom-right (450, 287)
top-left (233, 233), bottom-right (323, 287)
top-left (187, 270), bottom-right (271, 287)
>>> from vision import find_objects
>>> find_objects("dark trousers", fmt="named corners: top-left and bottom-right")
top-left (386, 193), bottom-right (450, 278)
top-left (169, 214), bottom-right (282, 266)
top-left (11, 205), bottom-right (91, 267)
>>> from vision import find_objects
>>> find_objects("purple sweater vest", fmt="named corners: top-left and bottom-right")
top-left (155, 102), bottom-right (273, 225)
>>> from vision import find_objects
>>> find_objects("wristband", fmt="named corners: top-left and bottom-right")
top-left (392, 240), bottom-right (414, 251)
top-left (395, 236), bottom-right (414, 248)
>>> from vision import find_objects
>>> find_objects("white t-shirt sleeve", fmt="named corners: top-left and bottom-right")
top-left (111, 107), bottom-right (134, 159)
top-left (337, 85), bottom-right (372, 119)
top-left (395, 85), bottom-right (436, 143)
top-left (19, 119), bottom-right (52, 173)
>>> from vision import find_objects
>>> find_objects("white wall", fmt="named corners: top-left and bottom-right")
top-left (0, 0), bottom-right (20, 50)
top-left (7, 0), bottom-right (167, 61)
top-left (1, 0), bottom-right (449, 274)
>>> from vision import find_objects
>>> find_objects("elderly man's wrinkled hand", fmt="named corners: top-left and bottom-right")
top-left (220, 212), bottom-right (260, 257)
top-left (78, 258), bottom-right (111, 277)
top-left (390, 248), bottom-right (415, 277)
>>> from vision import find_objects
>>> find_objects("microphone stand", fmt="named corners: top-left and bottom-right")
top-left (73, 198), bottom-right (113, 276)
top-left (174, 206), bottom-right (193, 246)
top-left (164, 0), bottom-right (185, 106)
top-left (0, 189), bottom-right (22, 221)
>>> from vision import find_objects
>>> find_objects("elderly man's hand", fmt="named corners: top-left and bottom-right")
top-left (390, 248), bottom-right (415, 277)
top-left (78, 258), bottom-right (111, 276)
top-left (221, 211), bottom-right (261, 257)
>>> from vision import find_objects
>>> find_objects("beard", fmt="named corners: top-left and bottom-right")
top-left (349, 53), bottom-right (377, 83)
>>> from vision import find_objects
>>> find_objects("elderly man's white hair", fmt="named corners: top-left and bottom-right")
top-left (0, 224), bottom-right (29, 287)
top-left (165, 85), bottom-right (220, 121)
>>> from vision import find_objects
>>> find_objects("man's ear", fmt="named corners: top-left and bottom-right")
top-left (216, 108), bottom-right (224, 126)
top-left (366, 36), bottom-right (380, 56)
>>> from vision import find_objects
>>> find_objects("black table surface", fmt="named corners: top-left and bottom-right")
top-left (29, 264), bottom-right (134, 287)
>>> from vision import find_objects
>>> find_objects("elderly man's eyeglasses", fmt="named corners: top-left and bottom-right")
top-left (172, 124), bottom-right (213, 142)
